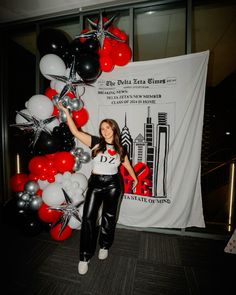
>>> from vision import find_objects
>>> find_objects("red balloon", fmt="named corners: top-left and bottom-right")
top-left (99, 39), bottom-right (112, 56)
top-left (50, 223), bottom-right (72, 241)
top-left (99, 56), bottom-right (114, 72)
top-left (111, 43), bottom-right (132, 66)
top-left (51, 106), bottom-right (59, 116)
top-left (47, 175), bottom-right (56, 183)
top-left (66, 91), bottom-right (76, 99)
top-left (38, 202), bottom-right (62, 223)
top-left (110, 27), bottom-right (127, 42)
top-left (46, 153), bottom-right (56, 160)
top-left (28, 156), bottom-right (48, 176)
top-left (110, 39), bottom-right (119, 47)
top-left (10, 173), bottom-right (29, 192)
top-left (119, 31), bottom-right (128, 42)
top-left (28, 174), bottom-right (39, 181)
top-left (53, 151), bottom-right (75, 173)
top-left (72, 107), bottom-right (89, 127)
top-left (44, 87), bottom-right (58, 100)
top-left (36, 189), bottom-right (43, 196)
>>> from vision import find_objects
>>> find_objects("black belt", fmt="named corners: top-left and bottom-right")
top-left (91, 173), bottom-right (119, 182)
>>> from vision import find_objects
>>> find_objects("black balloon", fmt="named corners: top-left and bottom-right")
top-left (37, 28), bottom-right (70, 58)
top-left (2, 197), bottom-right (45, 236)
top-left (82, 38), bottom-right (100, 54)
top-left (18, 210), bottom-right (45, 236)
top-left (52, 123), bottom-right (75, 151)
top-left (76, 53), bottom-right (101, 80)
top-left (65, 38), bottom-right (84, 66)
top-left (32, 131), bottom-right (62, 155)
top-left (69, 38), bottom-right (83, 56)
top-left (61, 47), bottom-right (71, 67)
top-left (83, 73), bottom-right (102, 84)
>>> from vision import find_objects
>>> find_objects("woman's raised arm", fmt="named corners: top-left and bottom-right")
top-left (58, 102), bottom-right (91, 147)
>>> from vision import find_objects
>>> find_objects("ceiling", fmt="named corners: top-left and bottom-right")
top-left (1, 0), bottom-right (236, 87)
top-left (0, 0), bottom-right (139, 23)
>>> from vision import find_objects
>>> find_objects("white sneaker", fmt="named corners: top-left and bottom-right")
top-left (98, 249), bottom-right (108, 260)
top-left (78, 261), bottom-right (89, 275)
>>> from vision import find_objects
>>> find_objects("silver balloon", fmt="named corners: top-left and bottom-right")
top-left (79, 152), bottom-right (91, 163)
top-left (73, 160), bottom-right (82, 172)
top-left (52, 94), bottom-right (60, 106)
top-left (61, 95), bottom-right (70, 107)
top-left (17, 199), bottom-right (26, 208)
top-left (59, 110), bottom-right (67, 122)
top-left (68, 98), bottom-right (84, 111)
top-left (21, 192), bottom-right (30, 201)
top-left (24, 181), bottom-right (39, 195)
top-left (70, 147), bottom-right (77, 156)
top-left (16, 191), bottom-right (24, 198)
top-left (29, 196), bottom-right (43, 210)
top-left (74, 147), bottom-right (84, 156)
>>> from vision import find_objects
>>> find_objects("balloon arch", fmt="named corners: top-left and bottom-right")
top-left (6, 12), bottom-right (132, 241)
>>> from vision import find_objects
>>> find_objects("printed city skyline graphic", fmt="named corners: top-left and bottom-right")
top-left (120, 107), bottom-right (170, 198)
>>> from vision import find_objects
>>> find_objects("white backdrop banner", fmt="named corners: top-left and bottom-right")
top-left (81, 51), bottom-right (209, 228)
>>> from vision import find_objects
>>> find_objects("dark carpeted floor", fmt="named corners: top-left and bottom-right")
top-left (2, 221), bottom-right (235, 295)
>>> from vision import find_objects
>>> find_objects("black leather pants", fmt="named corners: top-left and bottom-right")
top-left (80, 173), bottom-right (123, 261)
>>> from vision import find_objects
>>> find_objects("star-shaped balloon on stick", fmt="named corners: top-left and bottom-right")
top-left (10, 111), bottom-right (56, 147)
top-left (49, 188), bottom-right (84, 236)
top-left (76, 11), bottom-right (124, 48)
top-left (48, 56), bottom-right (87, 100)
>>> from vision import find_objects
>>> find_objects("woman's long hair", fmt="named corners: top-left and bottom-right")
top-left (92, 119), bottom-right (126, 162)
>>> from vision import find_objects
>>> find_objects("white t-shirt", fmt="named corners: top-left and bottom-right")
top-left (90, 136), bottom-right (121, 175)
top-left (92, 150), bottom-right (121, 175)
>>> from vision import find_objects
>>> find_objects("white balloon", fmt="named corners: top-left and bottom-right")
top-left (50, 80), bottom-right (56, 90)
top-left (38, 179), bottom-right (49, 189)
top-left (71, 173), bottom-right (88, 192)
top-left (68, 216), bottom-right (81, 229)
top-left (64, 187), bottom-right (73, 197)
top-left (42, 182), bottom-right (64, 206)
top-left (63, 171), bottom-right (72, 180)
top-left (39, 54), bottom-right (66, 80)
top-left (15, 109), bottom-right (31, 124)
top-left (54, 80), bottom-right (66, 94)
top-left (71, 188), bottom-right (84, 205)
top-left (72, 182), bottom-right (79, 190)
top-left (27, 94), bottom-right (54, 119)
top-left (55, 173), bottom-right (63, 183)
top-left (62, 179), bottom-right (71, 189)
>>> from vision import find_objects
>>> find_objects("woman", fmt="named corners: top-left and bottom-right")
top-left (59, 103), bottom-right (138, 275)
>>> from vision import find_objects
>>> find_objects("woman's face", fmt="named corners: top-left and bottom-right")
top-left (100, 122), bottom-right (114, 142)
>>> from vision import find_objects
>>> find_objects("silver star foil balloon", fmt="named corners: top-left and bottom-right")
top-left (49, 188), bottom-right (84, 236)
top-left (48, 56), bottom-right (87, 100)
top-left (10, 111), bottom-right (57, 147)
top-left (76, 11), bottom-right (124, 48)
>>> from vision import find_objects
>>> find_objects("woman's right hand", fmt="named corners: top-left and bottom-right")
top-left (58, 101), bottom-right (69, 114)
